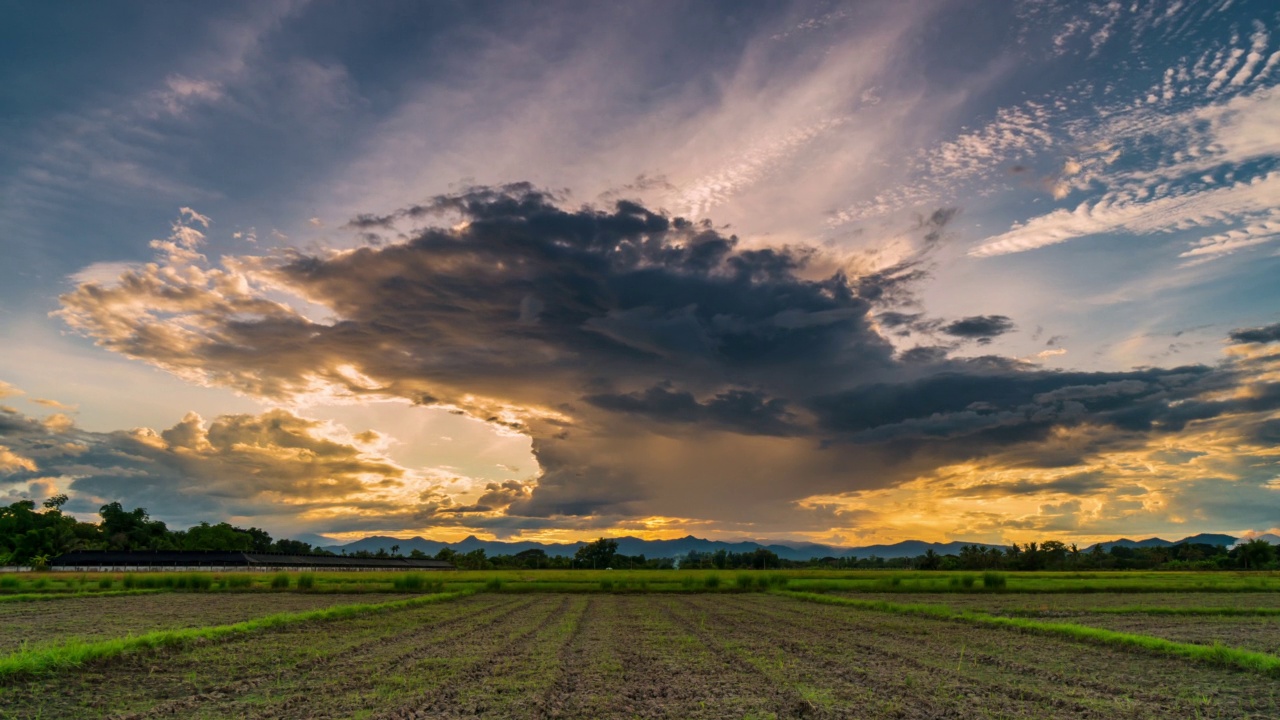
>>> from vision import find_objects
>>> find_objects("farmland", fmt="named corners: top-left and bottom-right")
top-left (1, 571), bottom-right (1280, 719)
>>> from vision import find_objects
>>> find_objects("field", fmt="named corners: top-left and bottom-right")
top-left (2, 571), bottom-right (1280, 719)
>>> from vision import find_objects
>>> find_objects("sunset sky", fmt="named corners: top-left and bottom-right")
top-left (2, 0), bottom-right (1279, 546)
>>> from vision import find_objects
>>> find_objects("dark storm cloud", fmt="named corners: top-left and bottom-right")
top-left (584, 385), bottom-right (796, 436)
top-left (1229, 322), bottom-right (1280, 344)
top-left (941, 315), bottom-right (1016, 343)
top-left (943, 471), bottom-right (1113, 498)
top-left (56, 186), bottom-right (1280, 526)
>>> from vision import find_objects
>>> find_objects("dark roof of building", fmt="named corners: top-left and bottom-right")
top-left (49, 550), bottom-right (454, 570)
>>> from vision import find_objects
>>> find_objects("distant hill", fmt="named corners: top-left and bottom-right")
top-left (328, 534), bottom-right (1003, 561)
top-left (1088, 533), bottom-right (1238, 551)
top-left (842, 540), bottom-right (1005, 559)
top-left (325, 531), bottom-right (1247, 561)
top-left (1232, 533), bottom-right (1280, 548)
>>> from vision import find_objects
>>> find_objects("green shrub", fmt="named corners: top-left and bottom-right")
top-left (31, 578), bottom-right (48, 590)
top-left (225, 575), bottom-right (253, 589)
top-left (735, 573), bottom-right (754, 590)
top-left (961, 575), bottom-right (976, 589)
top-left (187, 573), bottom-right (213, 591)
top-left (0, 577), bottom-right (19, 590)
top-left (296, 573), bottom-right (315, 590)
top-left (767, 573), bottom-right (790, 589)
top-left (704, 574), bottom-right (721, 589)
top-left (98, 578), bottom-right (113, 590)
top-left (270, 573), bottom-right (291, 590)
top-left (983, 571), bottom-right (1007, 590)
top-left (485, 577), bottom-right (504, 592)
top-left (122, 574), bottom-right (136, 589)
top-left (393, 573), bottom-right (425, 591)
top-left (949, 576), bottom-right (961, 588)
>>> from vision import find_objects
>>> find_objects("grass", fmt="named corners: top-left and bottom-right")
top-left (1005, 605), bottom-right (1280, 617)
top-left (0, 589), bottom-right (168, 604)
top-left (780, 590), bottom-right (1280, 677)
top-left (0, 589), bottom-right (476, 679)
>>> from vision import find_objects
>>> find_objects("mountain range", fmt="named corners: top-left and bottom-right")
top-left (319, 532), bottom-right (1250, 561)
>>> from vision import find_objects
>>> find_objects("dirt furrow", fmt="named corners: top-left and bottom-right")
top-left (96, 596), bottom-right (529, 720)
top-left (369, 595), bottom-right (575, 719)
top-left (674, 594), bottom-right (1104, 719)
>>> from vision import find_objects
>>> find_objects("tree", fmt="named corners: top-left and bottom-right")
top-left (1237, 539), bottom-right (1277, 570)
top-left (919, 549), bottom-right (941, 570)
top-left (575, 537), bottom-right (618, 569)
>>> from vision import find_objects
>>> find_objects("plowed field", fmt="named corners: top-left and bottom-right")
top-left (4, 592), bottom-right (1280, 719)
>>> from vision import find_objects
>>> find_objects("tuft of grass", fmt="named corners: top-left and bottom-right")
top-left (780, 591), bottom-right (1280, 678)
top-left (0, 577), bottom-right (21, 590)
top-left (484, 577), bottom-right (504, 592)
top-left (982, 571), bottom-right (1007, 590)
top-left (599, 579), bottom-right (614, 591)
top-left (736, 573), bottom-right (754, 590)
top-left (295, 573), bottom-right (315, 590)
top-left (0, 590), bottom-right (475, 679)
top-left (703, 574), bottom-right (721, 589)
top-left (225, 575), bottom-right (253, 589)
top-left (961, 575), bottom-right (976, 589)
top-left (97, 578), bottom-right (113, 590)
top-left (270, 573), bottom-right (290, 590)
top-left (393, 573), bottom-right (425, 591)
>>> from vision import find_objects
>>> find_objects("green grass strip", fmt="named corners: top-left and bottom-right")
top-left (0, 589), bottom-right (475, 679)
top-left (1005, 605), bottom-right (1280, 617)
top-left (780, 590), bottom-right (1280, 677)
top-left (0, 589), bottom-right (169, 604)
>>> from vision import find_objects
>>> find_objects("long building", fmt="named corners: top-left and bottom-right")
top-left (49, 550), bottom-right (454, 571)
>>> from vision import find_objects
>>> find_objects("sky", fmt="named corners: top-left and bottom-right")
top-left (2, 0), bottom-right (1279, 547)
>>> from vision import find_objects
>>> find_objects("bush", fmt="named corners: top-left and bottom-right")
top-left (98, 578), bottom-right (113, 590)
top-left (704, 574), bottom-right (721, 589)
top-left (296, 573), bottom-right (315, 590)
top-left (271, 572), bottom-right (291, 590)
top-left (225, 574), bottom-right (253, 589)
top-left (983, 571), bottom-right (1007, 590)
top-left (393, 573), bottom-right (425, 591)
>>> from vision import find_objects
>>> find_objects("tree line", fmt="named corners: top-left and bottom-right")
top-left (3, 496), bottom-right (1275, 571)
top-left (0, 496), bottom-right (330, 567)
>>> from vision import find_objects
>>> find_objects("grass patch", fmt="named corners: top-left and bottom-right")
top-left (270, 572), bottom-right (291, 590)
top-left (779, 591), bottom-right (1280, 677)
top-left (0, 589), bottom-right (167, 604)
top-left (0, 590), bottom-right (476, 679)
top-left (1008, 605), bottom-right (1280, 617)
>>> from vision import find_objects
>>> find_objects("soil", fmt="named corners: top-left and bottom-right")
top-left (0, 592), bottom-right (415, 654)
top-left (3, 593), bottom-right (1280, 719)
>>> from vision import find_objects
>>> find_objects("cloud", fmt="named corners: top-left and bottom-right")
top-left (53, 187), bottom-right (1280, 539)
top-left (0, 401), bottom-right (472, 535)
top-left (942, 315), bottom-right (1016, 343)
top-left (1230, 322), bottom-right (1280, 344)
top-left (32, 398), bottom-right (77, 411)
